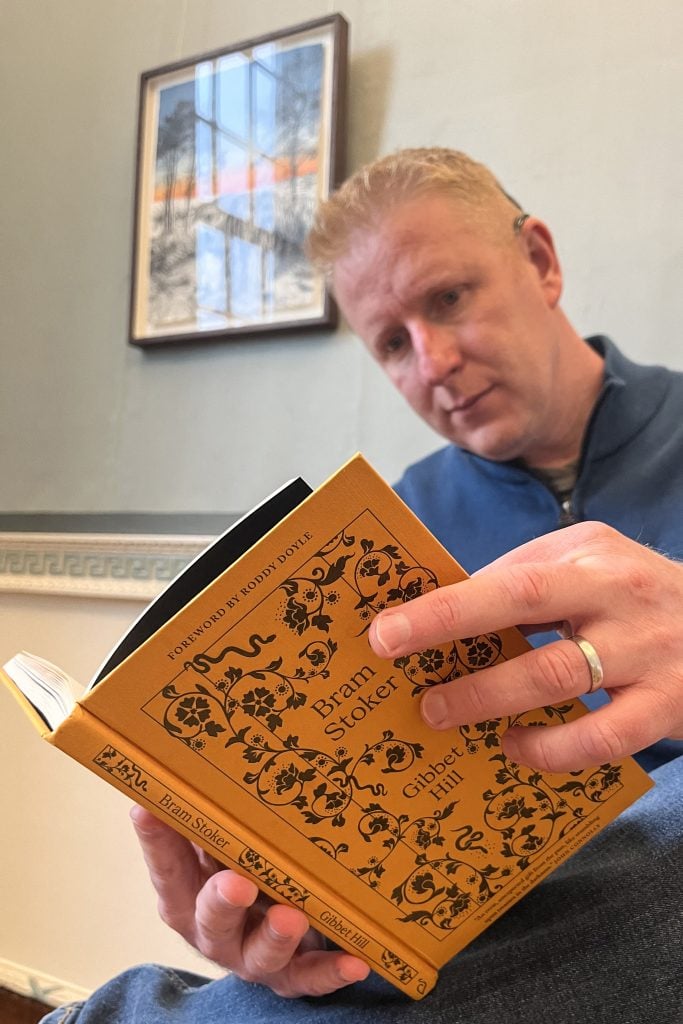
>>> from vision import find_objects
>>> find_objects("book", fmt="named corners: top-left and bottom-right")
top-left (2, 454), bottom-right (652, 999)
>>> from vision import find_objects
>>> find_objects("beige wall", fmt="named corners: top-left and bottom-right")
top-left (1, 0), bottom-right (681, 1001)
top-left (0, 592), bottom-right (224, 996)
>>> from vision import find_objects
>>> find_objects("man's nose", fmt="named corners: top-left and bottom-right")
top-left (410, 321), bottom-right (462, 386)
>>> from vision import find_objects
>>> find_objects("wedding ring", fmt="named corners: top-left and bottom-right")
top-left (568, 634), bottom-right (604, 693)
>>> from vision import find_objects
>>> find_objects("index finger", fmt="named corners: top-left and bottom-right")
top-left (368, 561), bottom-right (594, 658)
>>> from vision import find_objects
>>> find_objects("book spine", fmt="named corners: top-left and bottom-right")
top-left (52, 706), bottom-right (437, 1000)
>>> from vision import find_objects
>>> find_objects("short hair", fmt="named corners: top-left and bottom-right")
top-left (307, 147), bottom-right (524, 271)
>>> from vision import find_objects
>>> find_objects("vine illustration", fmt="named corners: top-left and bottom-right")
top-left (95, 746), bottom-right (148, 793)
top-left (277, 553), bottom-right (354, 636)
top-left (394, 632), bottom-right (506, 698)
top-left (238, 847), bottom-right (311, 909)
top-left (391, 854), bottom-right (511, 930)
top-left (482, 753), bottom-right (577, 869)
top-left (352, 537), bottom-right (438, 631)
top-left (381, 949), bottom-right (418, 987)
top-left (457, 701), bottom-right (577, 755)
top-left (308, 797), bottom-right (510, 932)
top-left (554, 763), bottom-right (625, 804)
top-left (275, 530), bottom-right (440, 637)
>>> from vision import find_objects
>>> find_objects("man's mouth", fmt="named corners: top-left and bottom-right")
top-left (449, 384), bottom-right (496, 413)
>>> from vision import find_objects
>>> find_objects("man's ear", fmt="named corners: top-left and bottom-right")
top-left (519, 218), bottom-right (563, 308)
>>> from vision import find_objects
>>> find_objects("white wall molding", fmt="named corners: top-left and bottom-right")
top-left (0, 532), bottom-right (213, 601)
top-left (0, 956), bottom-right (91, 1008)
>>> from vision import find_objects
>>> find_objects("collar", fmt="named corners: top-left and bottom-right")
top-left (461, 336), bottom-right (673, 481)
top-left (582, 335), bottom-right (672, 462)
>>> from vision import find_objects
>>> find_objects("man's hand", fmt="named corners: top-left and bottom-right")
top-left (369, 522), bottom-right (683, 772)
top-left (130, 806), bottom-right (370, 997)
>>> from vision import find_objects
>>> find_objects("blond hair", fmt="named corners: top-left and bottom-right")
top-left (307, 147), bottom-right (524, 271)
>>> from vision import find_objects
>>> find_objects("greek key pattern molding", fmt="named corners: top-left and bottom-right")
top-left (0, 532), bottom-right (212, 600)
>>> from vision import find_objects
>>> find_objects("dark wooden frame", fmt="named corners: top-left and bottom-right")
top-left (129, 14), bottom-right (347, 347)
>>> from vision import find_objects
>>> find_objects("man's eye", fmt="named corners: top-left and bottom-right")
top-left (383, 334), bottom-right (405, 355)
top-left (441, 289), bottom-right (460, 307)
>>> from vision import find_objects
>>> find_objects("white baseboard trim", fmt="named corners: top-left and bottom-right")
top-left (0, 957), bottom-right (91, 1008)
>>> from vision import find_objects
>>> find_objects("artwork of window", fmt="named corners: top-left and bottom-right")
top-left (129, 15), bottom-right (347, 346)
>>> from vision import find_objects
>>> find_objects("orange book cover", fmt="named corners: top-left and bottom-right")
top-left (2, 454), bottom-right (652, 999)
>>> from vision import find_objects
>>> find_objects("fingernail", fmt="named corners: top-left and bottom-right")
top-left (502, 730), bottom-right (521, 762)
top-left (338, 957), bottom-right (371, 983)
top-left (421, 688), bottom-right (448, 728)
top-left (372, 611), bottom-right (411, 655)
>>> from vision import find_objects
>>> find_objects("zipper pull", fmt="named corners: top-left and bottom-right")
top-left (558, 497), bottom-right (576, 528)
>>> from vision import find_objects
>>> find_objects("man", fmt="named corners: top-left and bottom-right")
top-left (313, 148), bottom-right (683, 775)
top-left (41, 149), bottom-right (683, 1023)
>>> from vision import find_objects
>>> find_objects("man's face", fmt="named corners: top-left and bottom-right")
top-left (332, 194), bottom-right (565, 465)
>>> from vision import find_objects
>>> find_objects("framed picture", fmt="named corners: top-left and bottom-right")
top-left (129, 15), bottom-right (348, 347)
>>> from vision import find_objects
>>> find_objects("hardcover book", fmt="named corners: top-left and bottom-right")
top-left (2, 454), bottom-right (652, 999)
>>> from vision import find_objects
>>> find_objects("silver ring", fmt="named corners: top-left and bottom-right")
top-left (568, 634), bottom-right (604, 693)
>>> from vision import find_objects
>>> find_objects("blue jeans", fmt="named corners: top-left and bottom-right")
top-left (42, 753), bottom-right (682, 1024)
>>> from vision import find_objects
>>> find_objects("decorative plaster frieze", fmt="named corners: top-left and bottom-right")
top-left (0, 532), bottom-right (213, 600)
